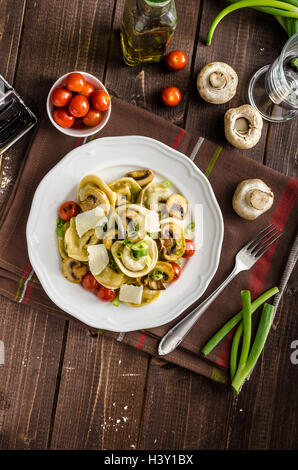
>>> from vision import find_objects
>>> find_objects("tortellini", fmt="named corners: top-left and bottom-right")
top-left (108, 177), bottom-right (141, 206)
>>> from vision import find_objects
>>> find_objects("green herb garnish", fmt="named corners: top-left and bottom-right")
top-left (111, 296), bottom-right (120, 307)
top-left (185, 222), bottom-right (196, 237)
top-left (56, 217), bottom-right (66, 237)
top-left (161, 179), bottom-right (172, 188)
top-left (151, 269), bottom-right (163, 281)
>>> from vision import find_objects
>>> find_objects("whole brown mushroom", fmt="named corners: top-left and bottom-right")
top-left (197, 62), bottom-right (238, 104)
top-left (224, 104), bottom-right (263, 149)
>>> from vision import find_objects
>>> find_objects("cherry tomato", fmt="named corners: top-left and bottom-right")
top-left (73, 118), bottom-right (85, 129)
top-left (97, 285), bottom-right (117, 302)
top-left (80, 81), bottom-right (95, 99)
top-left (170, 262), bottom-right (182, 281)
top-left (160, 86), bottom-right (181, 107)
top-left (53, 108), bottom-right (75, 128)
top-left (182, 239), bottom-right (196, 258)
top-left (66, 72), bottom-right (86, 92)
top-left (165, 50), bottom-right (187, 71)
top-left (58, 201), bottom-right (81, 221)
top-left (68, 95), bottom-right (90, 118)
top-left (82, 272), bottom-right (100, 292)
top-left (83, 108), bottom-right (102, 127)
top-left (91, 90), bottom-right (111, 112)
top-left (50, 86), bottom-right (72, 107)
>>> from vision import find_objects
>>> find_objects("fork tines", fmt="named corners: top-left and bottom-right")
top-left (246, 224), bottom-right (282, 258)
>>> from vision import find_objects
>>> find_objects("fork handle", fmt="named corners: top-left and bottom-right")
top-left (158, 265), bottom-right (239, 356)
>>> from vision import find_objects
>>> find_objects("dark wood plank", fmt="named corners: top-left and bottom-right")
top-left (0, 297), bottom-right (65, 449)
top-left (0, 0), bottom-right (26, 83)
top-left (105, 0), bottom-right (203, 125)
top-left (226, 266), bottom-right (298, 449)
top-left (50, 328), bottom-right (149, 450)
top-left (139, 358), bottom-right (229, 450)
top-left (0, 0), bottom-right (26, 208)
top-left (185, 0), bottom-right (288, 162)
top-left (0, 0), bottom-right (118, 449)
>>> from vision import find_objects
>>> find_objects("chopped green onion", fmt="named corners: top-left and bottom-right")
top-left (161, 179), bottom-right (172, 188)
top-left (291, 57), bottom-right (298, 69)
top-left (56, 217), bottom-right (66, 237)
top-left (131, 241), bottom-right (148, 251)
top-left (116, 250), bottom-right (123, 259)
top-left (111, 296), bottom-right (120, 307)
top-left (145, 255), bottom-right (152, 267)
top-left (151, 269), bottom-right (164, 281)
top-left (131, 248), bottom-right (148, 259)
top-left (185, 222), bottom-right (196, 237)
top-left (124, 239), bottom-right (133, 247)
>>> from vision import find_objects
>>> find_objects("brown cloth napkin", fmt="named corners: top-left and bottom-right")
top-left (0, 97), bottom-right (297, 384)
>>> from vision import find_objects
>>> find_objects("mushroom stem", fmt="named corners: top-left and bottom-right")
top-left (247, 189), bottom-right (271, 210)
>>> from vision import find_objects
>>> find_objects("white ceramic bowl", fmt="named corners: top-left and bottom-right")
top-left (26, 136), bottom-right (224, 332)
top-left (46, 71), bottom-right (111, 137)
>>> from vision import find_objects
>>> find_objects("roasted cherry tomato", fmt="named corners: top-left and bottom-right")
top-left (68, 95), bottom-right (90, 118)
top-left (50, 86), bottom-right (72, 107)
top-left (82, 272), bottom-right (100, 292)
top-left (83, 108), bottom-right (102, 127)
top-left (97, 285), bottom-right (117, 302)
top-left (165, 50), bottom-right (187, 71)
top-left (66, 72), bottom-right (86, 92)
top-left (170, 262), bottom-right (182, 281)
top-left (160, 86), bottom-right (181, 107)
top-left (91, 90), bottom-right (111, 111)
top-left (80, 81), bottom-right (95, 99)
top-left (58, 201), bottom-right (81, 221)
top-left (182, 239), bottom-right (196, 258)
top-left (73, 118), bottom-right (85, 129)
top-left (53, 108), bottom-right (75, 128)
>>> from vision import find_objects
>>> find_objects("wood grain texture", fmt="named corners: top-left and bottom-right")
top-left (105, 0), bottom-right (202, 125)
top-left (0, 297), bottom-right (65, 449)
top-left (226, 267), bottom-right (298, 449)
top-left (50, 329), bottom-right (149, 450)
top-left (185, 0), bottom-right (289, 162)
top-left (138, 359), bottom-right (229, 450)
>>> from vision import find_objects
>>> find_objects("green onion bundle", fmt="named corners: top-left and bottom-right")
top-left (206, 0), bottom-right (298, 45)
top-left (201, 287), bottom-right (278, 393)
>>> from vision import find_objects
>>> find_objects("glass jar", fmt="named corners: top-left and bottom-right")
top-left (120, 0), bottom-right (177, 66)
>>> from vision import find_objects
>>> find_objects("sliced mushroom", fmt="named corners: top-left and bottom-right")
top-left (159, 219), bottom-right (185, 261)
top-left (103, 229), bottom-right (118, 250)
top-left (224, 104), bottom-right (263, 149)
top-left (79, 188), bottom-right (110, 214)
top-left (197, 62), bottom-right (238, 104)
top-left (137, 261), bottom-right (175, 290)
top-left (166, 194), bottom-right (188, 220)
top-left (62, 257), bottom-right (88, 283)
top-left (125, 169), bottom-right (154, 188)
top-left (232, 179), bottom-right (274, 220)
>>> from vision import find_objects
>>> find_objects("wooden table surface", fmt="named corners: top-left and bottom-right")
top-left (0, 0), bottom-right (297, 450)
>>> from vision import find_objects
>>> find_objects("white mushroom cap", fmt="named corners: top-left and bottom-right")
top-left (224, 104), bottom-right (263, 149)
top-left (232, 179), bottom-right (274, 220)
top-left (197, 62), bottom-right (238, 104)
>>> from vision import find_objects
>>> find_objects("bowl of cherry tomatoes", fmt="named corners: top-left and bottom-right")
top-left (46, 71), bottom-right (111, 137)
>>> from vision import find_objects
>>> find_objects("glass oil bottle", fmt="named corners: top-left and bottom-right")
top-left (120, 0), bottom-right (177, 66)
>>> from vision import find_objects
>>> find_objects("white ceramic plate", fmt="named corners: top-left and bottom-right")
top-left (26, 136), bottom-right (223, 332)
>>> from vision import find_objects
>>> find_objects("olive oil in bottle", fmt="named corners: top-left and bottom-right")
top-left (120, 0), bottom-right (177, 66)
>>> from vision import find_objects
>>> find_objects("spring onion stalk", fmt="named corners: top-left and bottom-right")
top-left (206, 1), bottom-right (298, 45)
top-left (230, 321), bottom-right (244, 380)
top-left (201, 286), bottom-right (279, 356)
top-left (233, 291), bottom-right (252, 379)
top-left (231, 303), bottom-right (275, 393)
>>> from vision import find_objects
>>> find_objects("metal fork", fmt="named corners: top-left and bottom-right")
top-left (158, 224), bottom-right (282, 356)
